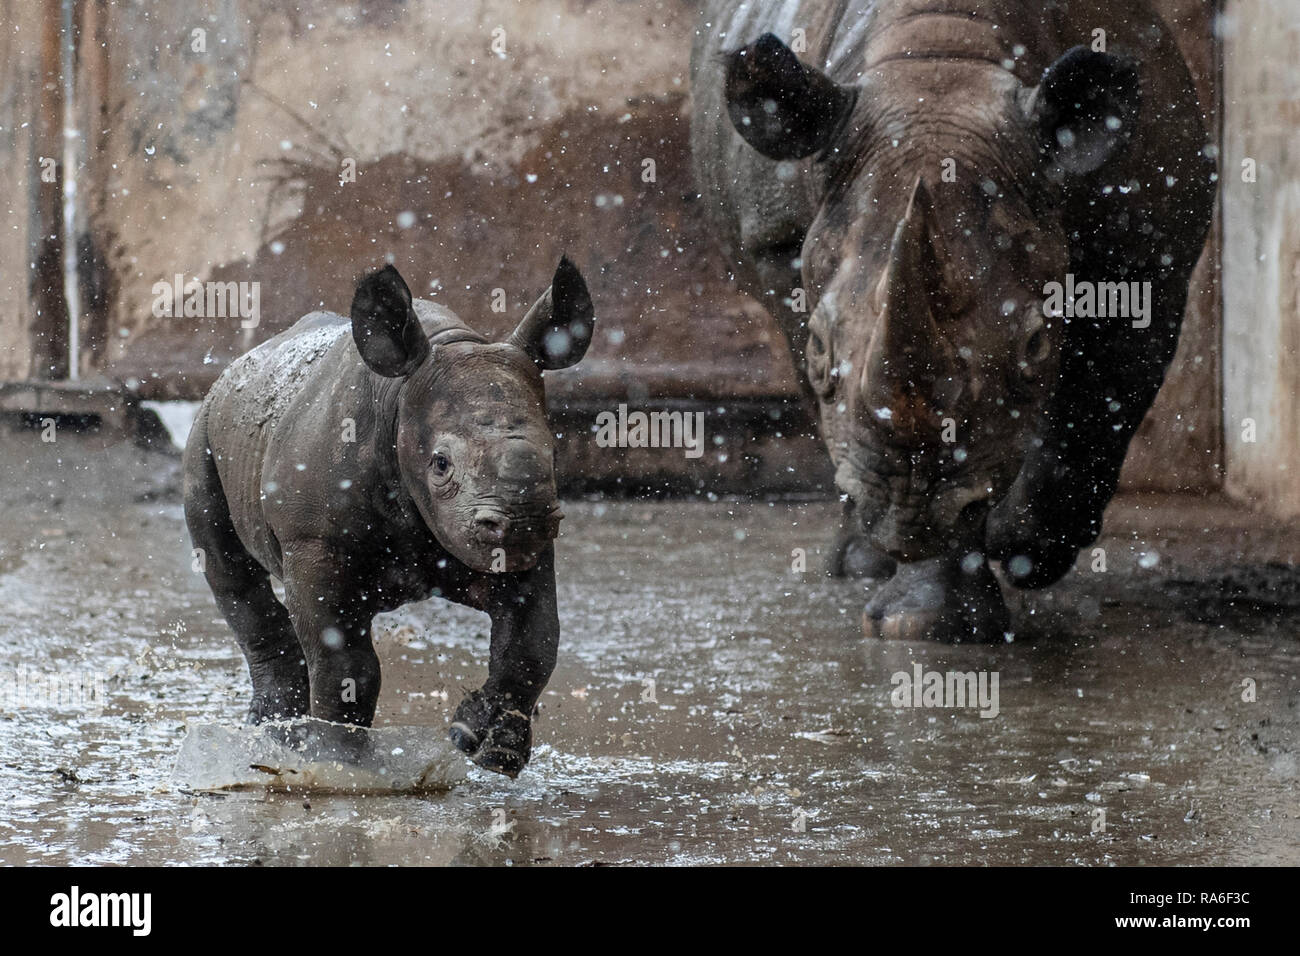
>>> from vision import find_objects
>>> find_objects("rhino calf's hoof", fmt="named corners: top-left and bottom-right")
top-left (449, 690), bottom-right (534, 780)
top-left (245, 692), bottom-right (310, 727)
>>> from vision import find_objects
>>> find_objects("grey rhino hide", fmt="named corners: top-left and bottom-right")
top-left (183, 257), bottom-right (594, 777)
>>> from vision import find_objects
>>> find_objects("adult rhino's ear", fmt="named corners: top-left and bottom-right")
top-left (1028, 46), bottom-right (1141, 178)
top-left (723, 32), bottom-right (855, 160)
top-left (507, 256), bottom-right (595, 370)
top-left (350, 264), bottom-right (430, 377)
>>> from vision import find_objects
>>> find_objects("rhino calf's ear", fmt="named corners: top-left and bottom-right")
top-left (1030, 45), bottom-right (1141, 178)
top-left (723, 32), bottom-right (855, 160)
top-left (350, 264), bottom-right (430, 377)
top-left (508, 256), bottom-right (595, 370)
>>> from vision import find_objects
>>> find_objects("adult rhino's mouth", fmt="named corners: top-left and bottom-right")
top-left (834, 440), bottom-right (996, 562)
top-left (868, 494), bottom-right (992, 562)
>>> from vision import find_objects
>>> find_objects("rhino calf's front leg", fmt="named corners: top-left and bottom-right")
top-left (449, 545), bottom-right (559, 779)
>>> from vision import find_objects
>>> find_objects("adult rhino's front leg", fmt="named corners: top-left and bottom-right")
top-left (987, 275), bottom-right (1194, 589)
top-left (448, 545), bottom-right (559, 779)
top-left (861, 549), bottom-right (1010, 644)
top-left (826, 497), bottom-right (898, 580)
top-left (857, 488), bottom-right (1009, 643)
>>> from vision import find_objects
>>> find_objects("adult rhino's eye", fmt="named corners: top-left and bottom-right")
top-left (1024, 328), bottom-right (1051, 366)
top-left (1013, 323), bottom-right (1053, 400)
top-left (432, 452), bottom-right (451, 475)
top-left (1019, 325), bottom-right (1050, 369)
top-left (806, 325), bottom-right (836, 399)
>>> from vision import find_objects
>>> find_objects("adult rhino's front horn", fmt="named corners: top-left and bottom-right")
top-left (861, 178), bottom-right (959, 444)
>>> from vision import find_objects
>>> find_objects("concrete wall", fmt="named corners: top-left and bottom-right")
top-left (79, 0), bottom-right (800, 418)
top-left (1223, 0), bottom-right (1300, 519)
top-left (0, 0), bottom-right (67, 381)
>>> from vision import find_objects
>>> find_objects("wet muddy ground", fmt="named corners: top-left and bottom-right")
top-left (0, 427), bottom-right (1296, 865)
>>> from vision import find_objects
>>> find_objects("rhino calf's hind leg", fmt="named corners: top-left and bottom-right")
top-left (280, 542), bottom-right (382, 728)
top-left (183, 442), bottom-right (309, 723)
top-left (862, 550), bottom-right (1010, 644)
top-left (200, 555), bottom-right (310, 723)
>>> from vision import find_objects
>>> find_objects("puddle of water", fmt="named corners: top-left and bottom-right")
top-left (172, 718), bottom-right (468, 793)
top-left (0, 435), bottom-right (1296, 865)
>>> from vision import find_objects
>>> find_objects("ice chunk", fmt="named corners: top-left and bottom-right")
top-left (171, 717), bottom-right (468, 794)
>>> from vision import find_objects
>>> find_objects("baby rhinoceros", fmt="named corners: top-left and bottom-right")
top-left (183, 257), bottom-right (595, 778)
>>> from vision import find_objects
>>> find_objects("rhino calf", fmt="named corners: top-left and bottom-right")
top-left (183, 257), bottom-right (594, 777)
top-left (692, 0), bottom-right (1215, 641)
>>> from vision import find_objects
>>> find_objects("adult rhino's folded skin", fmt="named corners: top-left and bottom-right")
top-left (690, 0), bottom-right (1215, 642)
top-left (183, 255), bottom-right (595, 778)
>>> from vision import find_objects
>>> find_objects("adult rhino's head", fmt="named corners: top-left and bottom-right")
top-left (350, 257), bottom-right (594, 573)
top-left (723, 34), bottom-right (1140, 561)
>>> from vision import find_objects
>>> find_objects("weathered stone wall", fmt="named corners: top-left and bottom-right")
top-left (84, 0), bottom-right (799, 430)
top-left (0, 0), bottom-right (67, 381)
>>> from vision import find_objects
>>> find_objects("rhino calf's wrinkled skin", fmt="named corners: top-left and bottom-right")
top-left (692, 0), bottom-right (1215, 641)
top-left (183, 257), bottom-right (595, 777)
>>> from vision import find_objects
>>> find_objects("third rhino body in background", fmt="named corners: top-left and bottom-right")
top-left (691, 0), bottom-right (1215, 640)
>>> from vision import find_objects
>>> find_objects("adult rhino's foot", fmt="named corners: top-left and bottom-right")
top-left (449, 689), bottom-right (533, 779)
top-left (861, 552), bottom-right (1010, 643)
top-left (986, 494), bottom-right (1096, 589)
top-left (985, 454), bottom-right (1116, 589)
top-left (825, 502), bottom-right (897, 579)
top-left (827, 533), bottom-right (897, 579)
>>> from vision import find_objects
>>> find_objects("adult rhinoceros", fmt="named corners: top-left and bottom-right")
top-left (691, 0), bottom-right (1215, 640)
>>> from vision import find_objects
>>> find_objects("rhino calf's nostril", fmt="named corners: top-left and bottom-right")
top-left (474, 510), bottom-right (509, 541)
